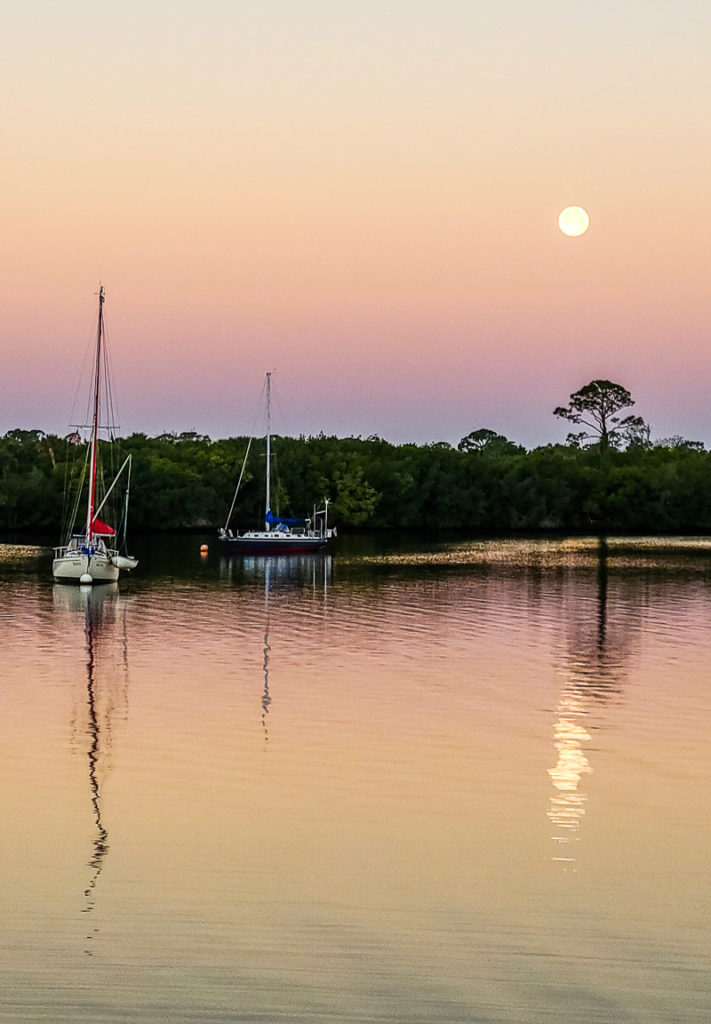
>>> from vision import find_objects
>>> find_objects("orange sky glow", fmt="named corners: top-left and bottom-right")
top-left (2, 2), bottom-right (710, 447)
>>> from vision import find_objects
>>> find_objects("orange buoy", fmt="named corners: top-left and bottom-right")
top-left (200, 544), bottom-right (208, 554)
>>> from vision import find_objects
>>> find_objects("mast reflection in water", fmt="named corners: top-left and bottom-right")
top-left (84, 591), bottom-right (109, 916)
top-left (262, 560), bottom-right (272, 740)
top-left (52, 582), bottom-right (130, 950)
top-left (219, 553), bottom-right (332, 743)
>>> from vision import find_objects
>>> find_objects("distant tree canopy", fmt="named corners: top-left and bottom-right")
top-left (458, 428), bottom-right (524, 456)
top-left (554, 380), bottom-right (649, 454)
top-left (2, 421), bottom-right (711, 536)
top-left (656, 435), bottom-right (705, 452)
top-left (1, 378), bottom-right (710, 535)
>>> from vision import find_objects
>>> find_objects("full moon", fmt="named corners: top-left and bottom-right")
top-left (558, 206), bottom-right (590, 237)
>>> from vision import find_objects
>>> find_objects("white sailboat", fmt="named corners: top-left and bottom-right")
top-left (219, 372), bottom-right (335, 554)
top-left (52, 287), bottom-right (138, 584)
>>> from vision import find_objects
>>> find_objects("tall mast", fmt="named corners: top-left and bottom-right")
top-left (265, 371), bottom-right (271, 528)
top-left (85, 285), bottom-right (105, 539)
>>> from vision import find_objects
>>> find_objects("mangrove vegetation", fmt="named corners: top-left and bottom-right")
top-left (1, 383), bottom-right (709, 536)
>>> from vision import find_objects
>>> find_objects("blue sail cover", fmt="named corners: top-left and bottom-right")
top-left (266, 509), bottom-right (307, 527)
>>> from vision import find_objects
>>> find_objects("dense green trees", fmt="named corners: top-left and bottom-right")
top-left (2, 423), bottom-right (711, 535)
top-left (457, 428), bottom-right (525, 456)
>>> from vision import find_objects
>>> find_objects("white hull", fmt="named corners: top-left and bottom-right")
top-left (112, 554), bottom-right (139, 571)
top-left (52, 542), bottom-right (137, 584)
top-left (52, 549), bottom-right (120, 584)
top-left (220, 529), bottom-right (332, 554)
top-left (53, 287), bottom-right (138, 586)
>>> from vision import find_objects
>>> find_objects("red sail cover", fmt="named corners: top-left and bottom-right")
top-left (92, 518), bottom-right (116, 536)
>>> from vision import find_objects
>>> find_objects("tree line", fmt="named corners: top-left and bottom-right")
top-left (1, 380), bottom-right (711, 535)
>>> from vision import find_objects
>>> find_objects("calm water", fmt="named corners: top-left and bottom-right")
top-left (1, 535), bottom-right (710, 1022)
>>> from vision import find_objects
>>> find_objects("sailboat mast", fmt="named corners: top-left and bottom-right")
top-left (85, 285), bottom-right (104, 539)
top-left (265, 371), bottom-right (271, 527)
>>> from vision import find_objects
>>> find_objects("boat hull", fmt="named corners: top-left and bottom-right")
top-left (53, 288), bottom-right (138, 586)
top-left (112, 554), bottom-right (139, 571)
top-left (220, 534), bottom-right (329, 555)
top-left (52, 551), bottom-right (120, 584)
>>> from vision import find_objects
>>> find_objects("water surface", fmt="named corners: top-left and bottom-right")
top-left (1, 536), bottom-right (709, 1021)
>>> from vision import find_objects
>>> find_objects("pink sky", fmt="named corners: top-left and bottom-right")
top-left (2, 2), bottom-right (710, 447)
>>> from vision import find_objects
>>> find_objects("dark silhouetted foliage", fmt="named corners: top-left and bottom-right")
top-left (554, 380), bottom-right (650, 454)
top-left (2, 426), bottom-right (711, 535)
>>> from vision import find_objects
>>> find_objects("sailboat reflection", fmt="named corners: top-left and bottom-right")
top-left (52, 582), bottom-right (130, 946)
top-left (261, 561), bottom-right (272, 740)
top-left (85, 597), bottom-right (109, 910)
top-left (547, 538), bottom-right (630, 866)
top-left (219, 551), bottom-right (333, 589)
top-left (219, 553), bottom-right (332, 739)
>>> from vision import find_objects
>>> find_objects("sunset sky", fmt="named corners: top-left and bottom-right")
top-left (2, 1), bottom-right (710, 447)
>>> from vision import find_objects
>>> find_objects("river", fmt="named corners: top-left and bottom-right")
top-left (1, 534), bottom-right (709, 1022)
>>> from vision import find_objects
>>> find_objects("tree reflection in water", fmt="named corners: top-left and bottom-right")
top-left (548, 537), bottom-right (639, 866)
